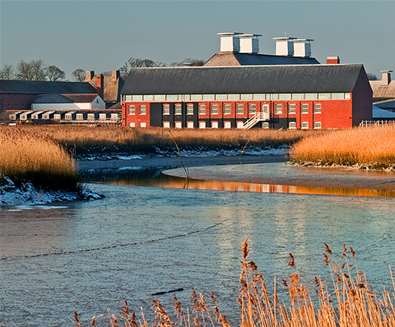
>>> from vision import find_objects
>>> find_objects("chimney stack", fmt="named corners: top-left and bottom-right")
top-left (326, 56), bottom-right (340, 64)
top-left (380, 70), bottom-right (392, 85)
top-left (239, 33), bottom-right (261, 54)
top-left (273, 37), bottom-right (296, 56)
top-left (217, 32), bottom-right (241, 52)
top-left (292, 38), bottom-right (313, 58)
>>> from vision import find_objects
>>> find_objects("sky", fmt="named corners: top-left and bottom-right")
top-left (1, 0), bottom-right (394, 79)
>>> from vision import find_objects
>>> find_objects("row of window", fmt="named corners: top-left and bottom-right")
top-left (128, 103), bottom-right (323, 116)
top-left (124, 92), bottom-right (351, 102)
top-left (130, 121), bottom-right (322, 129)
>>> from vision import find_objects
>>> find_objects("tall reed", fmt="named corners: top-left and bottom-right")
top-left (74, 240), bottom-right (395, 327)
top-left (291, 125), bottom-right (395, 169)
top-left (0, 127), bottom-right (78, 190)
top-left (3, 125), bottom-right (313, 155)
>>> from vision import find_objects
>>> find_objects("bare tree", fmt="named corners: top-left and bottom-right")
top-left (46, 65), bottom-right (65, 81)
top-left (72, 68), bottom-right (86, 82)
top-left (172, 58), bottom-right (205, 66)
top-left (16, 59), bottom-right (47, 80)
top-left (120, 57), bottom-right (165, 73)
top-left (0, 65), bottom-right (15, 79)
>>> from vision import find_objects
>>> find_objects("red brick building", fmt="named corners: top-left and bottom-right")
top-left (121, 64), bottom-right (372, 130)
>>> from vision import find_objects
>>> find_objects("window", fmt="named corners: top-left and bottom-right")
top-left (163, 104), bottom-right (170, 115)
top-left (187, 103), bottom-right (194, 115)
top-left (163, 121), bottom-right (170, 128)
top-left (331, 93), bottom-right (346, 100)
top-left (224, 121), bottom-right (232, 129)
top-left (261, 104), bottom-right (269, 113)
top-left (76, 113), bottom-right (84, 121)
top-left (240, 94), bottom-right (253, 100)
top-left (236, 121), bottom-right (244, 129)
top-left (129, 122), bottom-right (136, 128)
top-left (262, 122), bottom-right (269, 129)
top-left (301, 104), bottom-right (309, 114)
top-left (199, 121), bottom-right (206, 129)
top-left (223, 104), bottom-right (232, 115)
top-left (187, 121), bottom-right (194, 128)
top-left (128, 105), bottom-right (136, 115)
top-left (288, 104), bottom-right (296, 114)
top-left (236, 103), bottom-right (244, 115)
top-left (143, 95), bottom-right (153, 101)
top-left (154, 94), bottom-right (166, 101)
top-left (202, 94), bottom-right (215, 100)
top-left (270, 94), bottom-right (279, 100)
top-left (274, 104), bottom-right (283, 114)
top-left (198, 103), bottom-right (206, 115)
top-left (228, 94), bottom-right (240, 101)
top-left (253, 94), bottom-right (266, 100)
top-left (301, 121), bottom-right (309, 129)
top-left (318, 93), bottom-right (331, 100)
top-left (140, 105), bottom-right (147, 115)
top-left (132, 95), bottom-right (143, 101)
top-left (305, 93), bottom-right (318, 100)
top-left (175, 103), bottom-right (182, 115)
top-left (292, 93), bottom-right (304, 100)
top-left (175, 121), bottom-right (182, 128)
top-left (111, 113), bottom-right (119, 121)
top-left (314, 103), bottom-right (321, 114)
top-left (215, 94), bottom-right (227, 101)
top-left (279, 93), bottom-right (291, 100)
top-left (191, 94), bottom-right (202, 101)
top-left (167, 94), bottom-right (179, 101)
top-left (87, 113), bottom-right (95, 121)
top-left (314, 121), bottom-right (322, 129)
top-left (210, 103), bottom-right (219, 115)
top-left (99, 113), bottom-right (107, 120)
top-left (288, 121), bottom-right (296, 129)
top-left (248, 103), bottom-right (257, 115)
top-left (211, 121), bottom-right (219, 128)
top-left (140, 122), bottom-right (147, 128)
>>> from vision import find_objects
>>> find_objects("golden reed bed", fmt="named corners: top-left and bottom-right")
top-left (291, 125), bottom-right (395, 169)
top-left (74, 240), bottom-right (395, 327)
top-left (3, 125), bottom-right (313, 155)
top-left (0, 127), bottom-right (77, 190)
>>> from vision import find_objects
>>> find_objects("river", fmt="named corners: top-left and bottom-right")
top-left (0, 161), bottom-right (394, 326)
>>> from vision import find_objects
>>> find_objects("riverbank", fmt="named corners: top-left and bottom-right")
top-left (290, 125), bottom-right (395, 170)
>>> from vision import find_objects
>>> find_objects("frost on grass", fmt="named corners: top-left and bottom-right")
top-left (0, 177), bottom-right (103, 207)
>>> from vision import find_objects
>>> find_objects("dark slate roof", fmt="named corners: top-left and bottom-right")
top-left (122, 64), bottom-right (365, 95)
top-left (0, 80), bottom-right (97, 94)
top-left (206, 52), bottom-right (320, 66)
top-left (32, 93), bottom-right (99, 104)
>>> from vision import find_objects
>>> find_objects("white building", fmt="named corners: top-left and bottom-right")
top-left (31, 94), bottom-right (105, 110)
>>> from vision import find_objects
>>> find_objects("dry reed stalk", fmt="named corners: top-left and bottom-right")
top-left (290, 125), bottom-right (395, 168)
top-left (0, 126), bottom-right (78, 190)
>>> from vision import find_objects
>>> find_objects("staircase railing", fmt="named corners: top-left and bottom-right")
top-left (242, 112), bottom-right (270, 129)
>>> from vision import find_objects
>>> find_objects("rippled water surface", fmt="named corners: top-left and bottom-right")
top-left (1, 166), bottom-right (395, 326)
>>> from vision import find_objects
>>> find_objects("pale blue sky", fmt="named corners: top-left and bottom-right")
top-left (1, 0), bottom-right (394, 79)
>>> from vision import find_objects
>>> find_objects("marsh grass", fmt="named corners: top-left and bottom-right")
top-left (4, 125), bottom-right (313, 156)
top-left (0, 127), bottom-right (78, 191)
top-left (291, 126), bottom-right (395, 169)
top-left (75, 240), bottom-right (395, 327)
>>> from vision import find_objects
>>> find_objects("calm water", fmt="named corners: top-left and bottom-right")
top-left (1, 165), bottom-right (395, 326)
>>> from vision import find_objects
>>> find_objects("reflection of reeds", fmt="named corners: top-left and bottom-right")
top-left (75, 240), bottom-right (395, 327)
top-left (0, 127), bottom-right (78, 190)
top-left (3, 125), bottom-right (312, 155)
top-left (291, 126), bottom-right (395, 169)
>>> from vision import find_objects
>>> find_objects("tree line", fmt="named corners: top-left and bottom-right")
top-left (0, 57), bottom-right (204, 82)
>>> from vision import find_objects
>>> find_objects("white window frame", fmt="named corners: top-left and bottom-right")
top-left (199, 121), bottom-right (206, 129)
top-left (261, 103), bottom-right (270, 113)
top-left (314, 103), bottom-right (322, 114)
top-left (301, 103), bottom-right (309, 114)
top-left (140, 105), bottom-right (147, 115)
top-left (288, 121), bottom-right (297, 130)
top-left (288, 104), bottom-right (296, 114)
top-left (187, 121), bottom-right (194, 128)
top-left (236, 103), bottom-right (244, 115)
top-left (198, 103), bottom-right (206, 115)
top-left (223, 103), bottom-right (232, 115)
top-left (163, 104), bottom-right (170, 115)
top-left (224, 121), bottom-right (232, 129)
top-left (163, 121), bottom-right (170, 128)
top-left (236, 121), bottom-right (244, 129)
top-left (129, 122), bottom-right (136, 128)
top-left (129, 105), bottom-right (136, 115)
top-left (175, 121), bottom-right (182, 128)
top-left (211, 121), bottom-right (219, 128)
top-left (187, 103), bottom-right (194, 115)
top-left (301, 121), bottom-right (309, 129)
top-left (262, 122), bottom-right (270, 129)
top-left (248, 103), bottom-right (257, 115)
top-left (175, 103), bottom-right (182, 115)
top-left (210, 103), bottom-right (219, 115)
top-left (274, 104), bottom-right (283, 114)
top-left (314, 121), bottom-right (322, 129)
top-left (140, 122), bottom-right (147, 128)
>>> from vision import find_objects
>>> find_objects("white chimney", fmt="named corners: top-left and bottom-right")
top-left (273, 36), bottom-right (296, 56)
top-left (380, 70), bottom-right (392, 85)
top-left (292, 38), bottom-right (313, 57)
top-left (217, 32), bottom-right (241, 52)
top-left (239, 33), bottom-right (261, 54)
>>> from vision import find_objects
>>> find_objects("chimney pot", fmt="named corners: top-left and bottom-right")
top-left (217, 32), bottom-right (241, 52)
top-left (273, 37), bottom-right (296, 56)
top-left (292, 38), bottom-right (313, 58)
top-left (326, 56), bottom-right (340, 64)
top-left (381, 70), bottom-right (392, 85)
top-left (239, 33), bottom-right (261, 54)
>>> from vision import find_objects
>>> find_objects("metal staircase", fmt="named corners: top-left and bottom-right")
top-left (242, 112), bottom-right (270, 129)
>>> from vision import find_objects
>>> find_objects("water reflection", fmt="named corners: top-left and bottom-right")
top-left (93, 171), bottom-right (395, 198)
